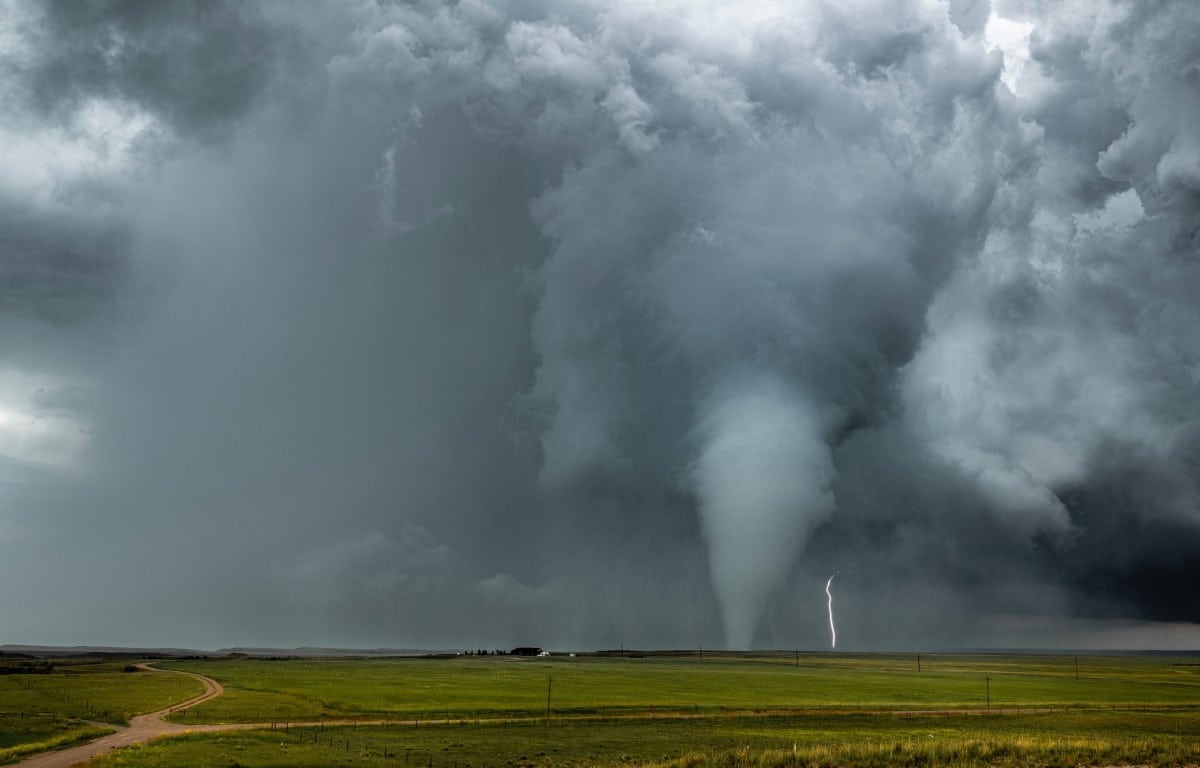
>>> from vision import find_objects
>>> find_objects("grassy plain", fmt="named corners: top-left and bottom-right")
top-left (158, 653), bottom-right (1200, 723)
top-left (0, 659), bottom-right (202, 764)
top-left (7, 654), bottom-right (1200, 767)
top-left (107, 652), bottom-right (1197, 767)
top-left (93, 710), bottom-right (1200, 768)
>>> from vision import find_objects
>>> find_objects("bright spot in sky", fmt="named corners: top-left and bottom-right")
top-left (0, 405), bottom-right (87, 472)
top-left (0, 373), bottom-right (89, 472)
top-left (0, 98), bottom-right (156, 206)
top-left (984, 13), bottom-right (1034, 93)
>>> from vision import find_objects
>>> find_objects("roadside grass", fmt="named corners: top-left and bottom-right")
top-left (90, 710), bottom-right (1200, 768)
top-left (0, 660), bottom-right (201, 765)
top-left (0, 716), bottom-right (114, 765)
top-left (0, 660), bottom-right (202, 726)
top-left (159, 653), bottom-right (1200, 725)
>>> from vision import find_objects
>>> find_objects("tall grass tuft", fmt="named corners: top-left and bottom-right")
top-left (655, 735), bottom-right (1200, 768)
top-left (0, 725), bottom-right (115, 765)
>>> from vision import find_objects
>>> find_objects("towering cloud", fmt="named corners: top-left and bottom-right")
top-left (0, 0), bottom-right (1197, 650)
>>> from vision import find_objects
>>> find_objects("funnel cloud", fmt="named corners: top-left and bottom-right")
top-left (1, 0), bottom-right (1199, 651)
top-left (694, 378), bottom-right (834, 648)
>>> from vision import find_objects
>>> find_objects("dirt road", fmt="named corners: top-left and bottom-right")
top-left (12, 664), bottom-right (254, 768)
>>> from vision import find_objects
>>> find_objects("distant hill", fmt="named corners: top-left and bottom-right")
top-left (217, 646), bottom-right (439, 657)
top-left (0, 644), bottom-right (447, 659)
top-left (0, 644), bottom-right (208, 658)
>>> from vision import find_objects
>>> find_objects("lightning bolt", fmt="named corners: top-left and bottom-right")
top-left (825, 572), bottom-right (838, 649)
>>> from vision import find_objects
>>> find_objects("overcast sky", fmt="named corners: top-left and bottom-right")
top-left (1, 0), bottom-right (1198, 652)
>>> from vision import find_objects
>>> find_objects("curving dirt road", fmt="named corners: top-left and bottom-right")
top-left (12, 664), bottom-right (254, 768)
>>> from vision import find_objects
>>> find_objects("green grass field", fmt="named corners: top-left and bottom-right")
top-left (0, 659), bottom-right (203, 764)
top-left (158, 653), bottom-right (1200, 724)
top-left (134, 652), bottom-right (1200, 767)
top-left (7, 653), bottom-right (1200, 767)
top-left (0, 715), bottom-right (113, 767)
top-left (93, 709), bottom-right (1200, 768)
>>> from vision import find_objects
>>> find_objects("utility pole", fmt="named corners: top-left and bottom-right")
top-left (794, 650), bottom-right (798, 668)
top-left (917, 653), bottom-right (921, 673)
top-left (1074, 656), bottom-right (1079, 681)
top-left (985, 676), bottom-right (991, 711)
top-left (545, 674), bottom-right (552, 726)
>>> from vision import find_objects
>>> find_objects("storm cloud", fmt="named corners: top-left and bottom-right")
top-left (1, 0), bottom-right (1198, 651)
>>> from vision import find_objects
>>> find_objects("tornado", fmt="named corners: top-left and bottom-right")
top-left (693, 377), bottom-right (835, 649)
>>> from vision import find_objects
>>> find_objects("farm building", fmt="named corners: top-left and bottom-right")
top-left (510, 646), bottom-right (546, 656)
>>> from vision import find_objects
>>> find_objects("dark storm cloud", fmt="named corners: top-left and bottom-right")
top-left (1, 0), bottom-right (1198, 651)
top-left (15, 0), bottom-right (285, 139)
top-left (902, 0), bottom-right (1200, 631)
top-left (0, 200), bottom-right (125, 326)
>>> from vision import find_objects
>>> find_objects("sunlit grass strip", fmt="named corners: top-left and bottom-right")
top-left (0, 723), bottom-right (115, 765)
top-left (662, 735), bottom-right (1200, 768)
